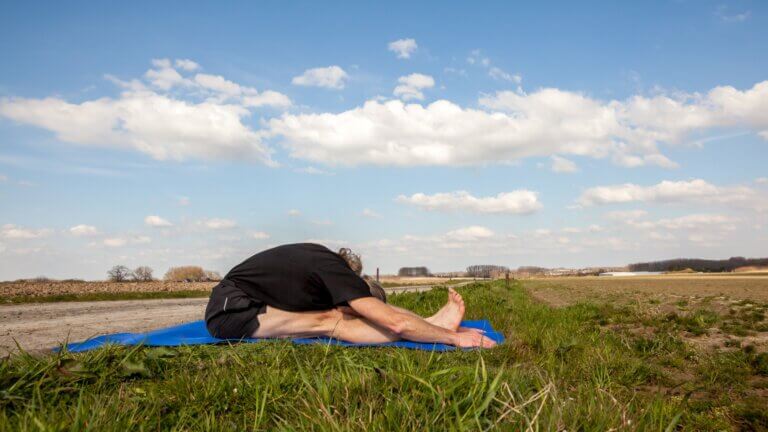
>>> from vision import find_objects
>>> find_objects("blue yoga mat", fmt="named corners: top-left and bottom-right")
top-left (60, 319), bottom-right (504, 353)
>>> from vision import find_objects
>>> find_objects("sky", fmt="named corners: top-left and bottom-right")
top-left (0, 1), bottom-right (766, 280)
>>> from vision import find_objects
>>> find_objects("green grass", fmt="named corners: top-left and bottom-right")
top-left (1, 290), bottom-right (211, 304)
top-left (1, 281), bottom-right (766, 430)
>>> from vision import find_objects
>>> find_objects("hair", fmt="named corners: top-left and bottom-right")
top-left (337, 247), bottom-right (386, 303)
top-left (363, 275), bottom-right (387, 303)
top-left (337, 247), bottom-right (363, 275)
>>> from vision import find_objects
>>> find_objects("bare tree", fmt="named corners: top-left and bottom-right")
top-left (107, 265), bottom-right (132, 282)
top-left (133, 266), bottom-right (154, 282)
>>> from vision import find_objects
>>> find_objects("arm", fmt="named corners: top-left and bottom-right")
top-left (347, 297), bottom-right (494, 348)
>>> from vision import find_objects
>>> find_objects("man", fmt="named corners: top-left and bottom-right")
top-left (205, 243), bottom-right (495, 348)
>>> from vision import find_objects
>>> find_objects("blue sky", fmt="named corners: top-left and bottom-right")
top-left (1, 1), bottom-right (766, 280)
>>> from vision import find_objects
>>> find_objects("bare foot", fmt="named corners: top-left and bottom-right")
top-left (426, 288), bottom-right (465, 331)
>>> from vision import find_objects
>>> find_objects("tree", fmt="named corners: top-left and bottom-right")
top-left (107, 265), bottom-right (132, 282)
top-left (133, 266), bottom-right (154, 282)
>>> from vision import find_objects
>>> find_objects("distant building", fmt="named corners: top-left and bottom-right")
top-left (398, 267), bottom-right (431, 277)
top-left (599, 271), bottom-right (663, 277)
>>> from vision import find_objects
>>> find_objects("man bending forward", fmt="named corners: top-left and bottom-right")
top-left (204, 243), bottom-right (495, 348)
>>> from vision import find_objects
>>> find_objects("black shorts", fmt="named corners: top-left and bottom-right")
top-left (205, 279), bottom-right (266, 339)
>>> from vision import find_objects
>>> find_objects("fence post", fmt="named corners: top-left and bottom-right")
top-left (376, 267), bottom-right (379, 282)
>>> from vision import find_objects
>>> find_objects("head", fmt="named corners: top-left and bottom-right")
top-left (337, 247), bottom-right (387, 303)
top-left (337, 247), bottom-right (363, 275)
top-left (363, 275), bottom-right (388, 303)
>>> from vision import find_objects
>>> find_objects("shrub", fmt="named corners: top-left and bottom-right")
top-left (133, 266), bottom-right (154, 282)
top-left (164, 266), bottom-right (219, 282)
top-left (107, 265), bottom-right (132, 282)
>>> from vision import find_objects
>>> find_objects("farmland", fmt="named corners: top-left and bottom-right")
top-left (2, 279), bottom-right (767, 430)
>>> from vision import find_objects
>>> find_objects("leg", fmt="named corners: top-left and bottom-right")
top-left (252, 306), bottom-right (399, 344)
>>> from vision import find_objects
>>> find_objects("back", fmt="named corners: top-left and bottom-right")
top-left (224, 243), bottom-right (371, 311)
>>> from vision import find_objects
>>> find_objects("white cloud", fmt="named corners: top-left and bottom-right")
top-left (488, 67), bottom-right (521, 84)
top-left (397, 190), bottom-right (542, 214)
top-left (626, 213), bottom-right (736, 230)
top-left (388, 38), bottom-right (418, 59)
top-left (145, 58), bottom-right (189, 90)
top-left (550, 155), bottom-right (578, 173)
top-left (361, 208), bottom-right (381, 218)
top-left (467, 50), bottom-right (490, 67)
top-left (0, 59), bottom-right (290, 165)
top-left (291, 66), bottom-right (348, 89)
top-left (0, 174), bottom-right (7, 182)
top-left (144, 215), bottom-right (173, 227)
top-left (69, 224), bottom-right (99, 237)
top-left (287, 209), bottom-right (301, 216)
top-left (578, 179), bottom-right (756, 206)
top-left (604, 209), bottom-right (648, 220)
top-left (716, 6), bottom-right (751, 22)
top-left (393, 74), bottom-right (435, 101)
top-left (270, 80), bottom-right (768, 167)
top-left (295, 166), bottom-right (332, 175)
top-left (1, 224), bottom-right (52, 239)
top-left (174, 59), bottom-right (200, 71)
top-left (445, 226), bottom-right (494, 241)
top-left (177, 196), bottom-right (190, 206)
top-left (251, 231), bottom-right (270, 240)
top-left (102, 235), bottom-right (152, 248)
top-left (103, 237), bottom-right (126, 247)
top-left (756, 177), bottom-right (768, 185)
top-left (201, 218), bottom-right (237, 230)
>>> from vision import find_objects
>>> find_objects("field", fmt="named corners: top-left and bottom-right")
top-left (2, 279), bottom-right (768, 430)
top-left (0, 281), bottom-right (216, 304)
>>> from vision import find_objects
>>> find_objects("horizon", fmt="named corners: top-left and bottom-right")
top-left (1, 1), bottom-right (767, 279)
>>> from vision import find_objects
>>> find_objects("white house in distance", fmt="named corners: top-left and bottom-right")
top-left (599, 271), bottom-right (664, 277)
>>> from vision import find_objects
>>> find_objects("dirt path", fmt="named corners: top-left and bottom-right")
top-left (1, 284), bottom-right (470, 356)
top-left (0, 298), bottom-right (209, 356)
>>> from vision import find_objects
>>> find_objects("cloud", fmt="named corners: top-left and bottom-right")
top-left (488, 67), bottom-right (521, 84)
top-left (251, 231), bottom-right (270, 240)
top-left (397, 190), bottom-right (542, 214)
top-left (0, 59), bottom-right (289, 165)
top-left (1, 224), bottom-right (52, 239)
top-left (144, 215), bottom-right (173, 227)
top-left (200, 218), bottom-right (237, 230)
top-left (361, 208), bottom-right (381, 218)
top-left (270, 80), bottom-right (768, 167)
top-left (287, 209), bottom-right (301, 216)
top-left (467, 50), bottom-right (490, 67)
top-left (756, 177), bottom-right (768, 185)
top-left (604, 209), bottom-right (648, 220)
top-left (625, 213), bottom-right (736, 230)
top-left (291, 66), bottom-right (348, 89)
top-left (388, 38), bottom-right (418, 59)
top-left (69, 224), bottom-right (99, 237)
top-left (0, 174), bottom-right (7, 182)
top-left (393, 74), bottom-right (435, 101)
top-left (715, 5), bottom-right (751, 22)
top-left (295, 166), bottom-right (332, 175)
top-left (177, 196), bottom-right (190, 206)
top-left (445, 226), bottom-right (494, 241)
top-left (577, 179), bottom-right (756, 206)
top-left (550, 155), bottom-right (578, 173)
top-left (174, 59), bottom-right (200, 71)
top-left (102, 235), bottom-right (151, 248)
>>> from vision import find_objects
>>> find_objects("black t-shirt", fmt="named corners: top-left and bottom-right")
top-left (223, 243), bottom-right (372, 311)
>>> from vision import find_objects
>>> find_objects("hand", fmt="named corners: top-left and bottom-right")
top-left (453, 328), bottom-right (496, 348)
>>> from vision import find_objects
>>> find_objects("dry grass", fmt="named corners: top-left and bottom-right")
top-left (524, 275), bottom-right (768, 307)
top-left (0, 281), bottom-right (217, 300)
top-left (523, 275), bottom-right (768, 354)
